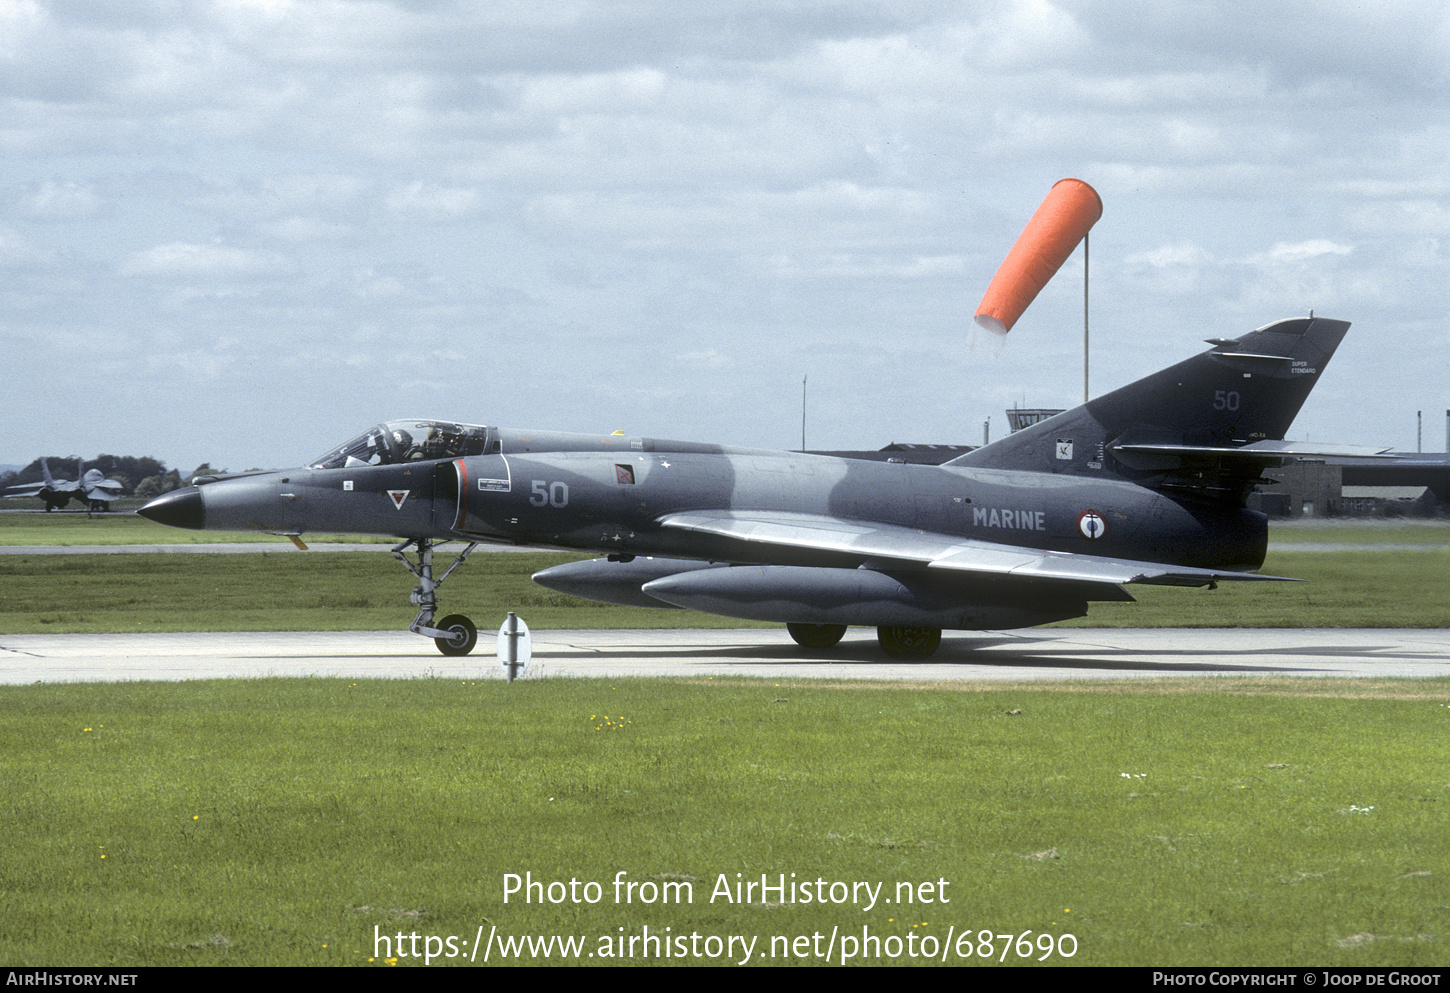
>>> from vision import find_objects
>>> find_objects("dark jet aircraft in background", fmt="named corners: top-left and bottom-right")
top-left (139, 315), bottom-right (1381, 658)
top-left (6, 458), bottom-right (124, 512)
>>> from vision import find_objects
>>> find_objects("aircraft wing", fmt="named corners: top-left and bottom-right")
top-left (658, 510), bottom-right (1296, 588)
top-left (4, 483), bottom-right (46, 498)
top-left (1112, 440), bottom-right (1392, 462)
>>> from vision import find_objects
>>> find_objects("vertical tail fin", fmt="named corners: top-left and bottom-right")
top-left (947, 316), bottom-right (1352, 498)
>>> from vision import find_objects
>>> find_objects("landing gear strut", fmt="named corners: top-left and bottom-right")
top-left (392, 538), bottom-right (480, 655)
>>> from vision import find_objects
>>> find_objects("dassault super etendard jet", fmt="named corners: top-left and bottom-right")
top-left (139, 315), bottom-right (1378, 658)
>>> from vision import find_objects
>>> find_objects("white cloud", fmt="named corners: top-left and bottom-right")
top-left (765, 253), bottom-right (968, 279)
top-left (673, 348), bottom-right (732, 370)
top-left (1075, 70), bottom-right (1270, 109)
top-left (258, 216), bottom-right (356, 241)
top-left (0, 224), bottom-right (48, 267)
top-left (516, 67), bottom-right (668, 114)
top-left (186, 173), bottom-right (372, 228)
top-left (384, 181), bottom-right (484, 222)
top-left (1125, 241), bottom-right (1214, 270)
top-left (1345, 201), bottom-right (1450, 237)
top-left (146, 343), bottom-right (239, 381)
top-left (14, 180), bottom-right (105, 220)
top-left (1256, 240), bottom-right (1355, 264)
top-left (0, 0), bottom-right (46, 57)
top-left (119, 241), bottom-right (289, 278)
top-left (973, 0), bottom-right (1089, 70)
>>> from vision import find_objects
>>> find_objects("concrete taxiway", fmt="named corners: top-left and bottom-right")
top-left (3, 628), bottom-right (1449, 684)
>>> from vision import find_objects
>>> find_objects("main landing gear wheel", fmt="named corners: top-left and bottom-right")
top-left (434, 614), bottom-right (478, 656)
top-left (786, 623), bottom-right (847, 649)
top-left (877, 626), bottom-right (942, 659)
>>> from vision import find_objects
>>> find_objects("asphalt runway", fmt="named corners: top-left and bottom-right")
top-left (3, 628), bottom-right (1449, 684)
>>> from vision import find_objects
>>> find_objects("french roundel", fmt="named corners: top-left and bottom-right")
top-left (1076, 509), bottom-right (1107, 540)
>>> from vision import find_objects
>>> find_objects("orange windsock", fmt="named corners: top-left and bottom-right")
top-left (974, 178), bottom-right (1102, 335)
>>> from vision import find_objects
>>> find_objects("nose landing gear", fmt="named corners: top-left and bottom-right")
top-left (392, 537), bottom-right (481, 655)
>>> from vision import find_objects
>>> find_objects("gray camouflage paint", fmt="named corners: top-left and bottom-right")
top-left (139, 317), bottom-right (1354, 640)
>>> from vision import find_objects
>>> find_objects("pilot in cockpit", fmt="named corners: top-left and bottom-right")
top-left (421, 426), bottom-right (451, 459)
top-left (392, 428), bottom-right (417, 461)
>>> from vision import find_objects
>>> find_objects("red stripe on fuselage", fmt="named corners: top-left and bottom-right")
top-left (453, 459), bottom-right (469, 532)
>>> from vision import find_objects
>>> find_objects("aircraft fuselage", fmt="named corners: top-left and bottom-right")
top-left (179, 445), bottom-right (1266, 572)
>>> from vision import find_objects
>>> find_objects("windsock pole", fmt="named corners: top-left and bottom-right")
top-left (974, 178), bottom-right (1103, 400)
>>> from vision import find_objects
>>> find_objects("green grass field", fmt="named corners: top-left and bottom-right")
top-left (1270, 520), bottom-right (1450, 545)
top-left (2, 677), bottom-right (1447, 967)
top-left (2, 548), bottom-right (1447, 634)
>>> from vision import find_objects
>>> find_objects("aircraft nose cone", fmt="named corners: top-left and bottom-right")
top-left (137, 487), bottom-right (205, 530)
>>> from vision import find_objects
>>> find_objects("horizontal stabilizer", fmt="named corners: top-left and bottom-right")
top-left (1113, 439), bottom-right (1393, 463)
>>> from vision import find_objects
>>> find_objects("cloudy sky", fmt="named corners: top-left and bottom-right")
top-left (4, 0), bottom-right (1449, 474)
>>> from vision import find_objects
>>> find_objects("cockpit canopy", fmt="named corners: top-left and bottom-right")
top-left (309, 420), bottom-right (494, 470)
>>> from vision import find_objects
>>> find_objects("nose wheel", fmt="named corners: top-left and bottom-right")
top-left (433, 614), bottom-right (478, 656)
top-left (392, 538), bottom-right (480, 655)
